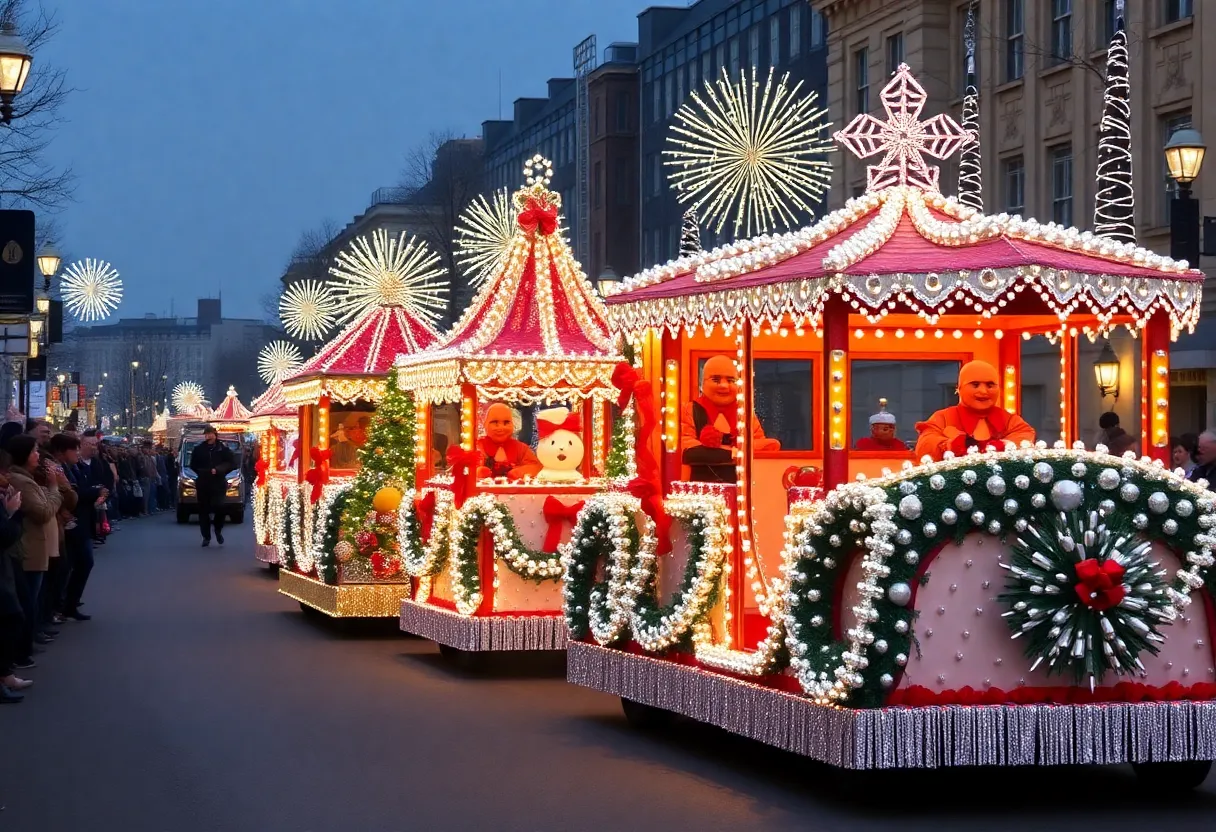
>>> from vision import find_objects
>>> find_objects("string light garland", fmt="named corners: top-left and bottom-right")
top-left (61, 258), bottom-right (123, 322)
top-left (172, 381), bottom-right (209, 416)
top-left (679, 208), bottom-right (703, 258)
top-left (1093, 0), bottom-right (1135, 245)
top-left (279, 279), bottom-right (338, 342)
top-left (956, 1), bottom-right (983, 212)
top-left (455, 187), bottom-right (516, 288)
top-left (257, 340), bottom-right (304, 385)
top-left (664, 66), bottom-right (835, 238)
top-left (328, 228), bottom-right (449, 326)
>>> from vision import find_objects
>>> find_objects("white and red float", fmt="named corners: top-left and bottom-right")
top-left (249, 376), bottom-right (299, 568)
top-left (563, 64), bottom-right (1216, 784)
top-left (395, 156), bottom-right (623, 656)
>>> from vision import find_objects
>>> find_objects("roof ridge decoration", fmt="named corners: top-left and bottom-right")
top-left (212, 384), bottom-right (252, 423)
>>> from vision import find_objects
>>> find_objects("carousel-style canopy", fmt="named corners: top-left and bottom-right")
top-left (606, 64), bottom-right (1203, 337)
top-left (397, 156), bottom-right (622, 404)
top-left (149, 408), bottom-right (169, 435)
top-left (210, 385), bottom-right (252, 430)
top-left (249, 380), bottom-right (298, 432)
top-left (281, 304), bottom-right (441, 406)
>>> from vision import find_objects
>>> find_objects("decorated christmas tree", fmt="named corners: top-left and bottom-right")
top-left (1093, 0), bottom-right (1134, 244)
top-left (956, 1), bottom-right (982, 212)
top-left (679, 209), bottom-right (702, 258)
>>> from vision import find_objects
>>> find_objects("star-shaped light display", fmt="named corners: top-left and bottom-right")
top-left (834, 63), bottom-right (972, 194)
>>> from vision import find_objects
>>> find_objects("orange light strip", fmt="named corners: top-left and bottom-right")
top-left (1151, 349), bottom-right (1169, 449)
top-left (1003, 363), bottom-right (1017, 412)
top-left (317, 397), bottom-right (330, 451)
top-left (829, 350), bottom-right (846, 450)
top-left (661, 359), bottom-right (679, 452)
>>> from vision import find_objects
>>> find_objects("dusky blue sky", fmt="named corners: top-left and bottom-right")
top-left (39, 0), bottom-right (647, 320)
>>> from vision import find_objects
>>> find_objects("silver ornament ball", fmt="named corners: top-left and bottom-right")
top-left (987, 476), bottom-right (1006, 496)
top-left (1097, 468), bottom-right (1121, 490)
top-left (887, 582), bottom-right (913, 606)
top-left (1050, 480), bottom-right (1084, 512)
top-left (1147, 492), bottom-right (1170, 515)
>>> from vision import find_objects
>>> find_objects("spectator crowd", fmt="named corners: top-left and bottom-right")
top-left (0, 417), bottom-right (179, 703)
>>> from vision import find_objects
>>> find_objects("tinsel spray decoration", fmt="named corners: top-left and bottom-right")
top-left (679, 208), bottom-right (703, 258)
top-left (1093, 0), bottom-right (1135, 244)
top-left (956, 1), bottom-right (983, 212)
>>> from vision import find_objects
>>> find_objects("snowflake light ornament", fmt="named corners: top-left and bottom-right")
top-left (455, 188), bottom-right (516, 288)
top-left (835, 63), bottom-right (973, 194)
top-left (172, 381), bottom-right (209, 416)
top-left (328, 229), bottom-right (448, 326)
top-left (257, 340), bottom-right (304, 385)
top-left (61, 259), bottom-right (123, 322)
top-left (279, 280), bottom-right (337, 341)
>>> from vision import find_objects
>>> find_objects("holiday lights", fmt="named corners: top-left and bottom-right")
top-left (328, 228), bottom-right (449, 326)
top-left (1093, 1), bottom-right (1135, 245)
top-left (661, 359), bottom-right (679, 452)
top-left (1152, 350), bottom-right (1169, 448)
top-left (61, 258), bottom-right (123, 322)
top-left (257, 341), bottom-right (304, 385)
top-left (956, 2), bottom-right (983, 212)
top-left (679, 208), bottom-right (703, 258)
top-left (172, 381), bottom-right (209, 416)
top-left (665, 66), bottom-right (834, 238)
top-left (279, 279), bottom-right (338, 342)
top-left (455, 187), bottom-right (516, 288)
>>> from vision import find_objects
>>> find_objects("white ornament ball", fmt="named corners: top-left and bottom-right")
top-left (1034, 463), bottom-right (1054, 484)
top-left (904, 550), bottom-right (919, 565)
top-left (1099, 499), bottom-right (1116, 515)
top-left (987, 476), bottom-right (1006, 496)
top-left (1003, 498), bottom-right (1019, 516)
top-left (1163, 519), bottom-right (1179, 535)
top-left (880, 673), bottom-right (895, 688)
top-left (899, 495), bottom-right (923, 520)
top-left (1014, 475), bottom-right (1031, 490)
top-left (1098, 468), bottom-right (1121, 490)
top-left (895, 652), bottom-right (908, 666)
top-left (896, 529), bottom-right (913, 545)
top-left (955, 492), bottom-right (974, 511)
top-left (887, 582), bottom-right (913, 606)
top-left (1176, 500), bottom-right (1194, 518)
top-left (971, 511), bottom-right (986, 526)
top-left (987, 520), bottom-right (1002, 535)
top-left (941, 509), bottom-right (958, 525)
top-left (894, 620), bottom-right (909, 635)
top-left (923, 522), bottom-right (938, 538)
top-left (1147, 492), bottom-right (1170, 514)
top-left (874, 639), bottom-right (889, 654)
top-left (1031, 494), bottom-right (1047, 509)
top-left (1014, 518), bottom-right (1029, 532)
top-left (930, 474), bottom-right (946, 491)
top-left (1120, 483), bottom-right (1140, 502)
top-left (1071, 462), bottom-right (1087, 478)
top-left (1050, 480), bottom-right (1084, 512)
top-left (962, 470), bottom-right (977, 486)
top-left (1132, 513), bottom-right (1149, 530)
top-left (899, 481), bottom-right (918, 496)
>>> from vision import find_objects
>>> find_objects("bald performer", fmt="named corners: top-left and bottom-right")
top-left (914, 360), bottom-right (1036, 461)
top-left (681, 354), bottom-right (780, 483)
top-left (477, 403), bottom-right (543, 480)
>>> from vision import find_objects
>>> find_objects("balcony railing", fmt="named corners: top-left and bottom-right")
top-left (368, 186), bottom-right (415, 206)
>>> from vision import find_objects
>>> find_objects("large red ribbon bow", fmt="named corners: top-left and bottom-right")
top-left (611, 362), bottom-right (670, 553)
top-left (517, 198), bottom-right (558, 236)
top-left (537, 412), bottom-right (582, 438)
top-left (1074, 558), bottom-right (1126, 611)
top-left (304, 447), bottom-right (331, 504)
top-left (414, 490), bottom-right (437, 540)
top-left (255, 458), bottom-right (269, 487)
top-left (542, 496), bottom-right (585, 552)
top-left (447, 446), bottom-right (481, 508)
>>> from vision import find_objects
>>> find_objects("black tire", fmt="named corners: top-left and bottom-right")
top-left (176, 507), bottom-right (190, 524)
top-left (1131, 760), bottom-right (1212, 791)
top-left (620, 697), bottom-right (676, 731)
top-left (230, 509), bottom-right (245, 525)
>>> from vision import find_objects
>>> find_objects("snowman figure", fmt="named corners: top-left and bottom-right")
top-left (535, 406), bottom-right (585, 482)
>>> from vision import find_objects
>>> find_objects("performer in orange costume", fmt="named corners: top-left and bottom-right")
top-left (477, 403), bottom-right (543, 480)
top-left (680, 354), bottom-right (780, 483)
top-left (914, 360), bottom-right (1035, 461)
top-left (855, 399), bottom-right (906, 451)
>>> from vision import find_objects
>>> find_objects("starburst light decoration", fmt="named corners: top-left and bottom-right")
top-left (172, 381), bottom-right (209, 416)
top-left (664, 67), bottom-right (835, 238)
top-left (455, 188), bottom-right (516, 287)
top-left (835, 63), bottom-right (973, 194)
top-left (279, 280), bottom-right (338, 342)
top-left (257, 340), bottom-right (304, 385)
top-left (328, 229), bottom-right (448, 326)
top-left (61, 258), bottom-right (123, 322)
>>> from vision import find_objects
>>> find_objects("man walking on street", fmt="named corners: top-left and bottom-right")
top-left (190, 426), bottom-right (234, 547)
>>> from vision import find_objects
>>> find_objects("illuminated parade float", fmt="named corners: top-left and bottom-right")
top-left (275, 230), bottom-right (447, 617)
top-left (250, 342), bottom-right (304, 567)
top-left (208, 384), bottom-right (253, 434)
top-left (561, 63), bottom-right (1216, 782)
top-left (396, 156), bottom-right (623, 655)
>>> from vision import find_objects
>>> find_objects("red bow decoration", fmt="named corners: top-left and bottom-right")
top-left (537, 412), bottom-right (582, 438)
top-left (1074, 558), bottom-right (1127, 611)
top-left (255, 458), bottom-right (269, 487)
top-left (542, 496), bottom-right (585, 552)
top-left (447, 446), bottom-right (481, 508)
top-left (517, 197), bottom-right (558, 236)
top-left (287, 437), bottom-right (301, 468)
top-left (304, 447), bottom-right (331, 504)
top-left (414, 490), bottom-right (437, 540)
top-left (626, 478), bottom-right (672, 555)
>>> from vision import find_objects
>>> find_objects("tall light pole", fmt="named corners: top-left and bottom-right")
top-left (1165, 128), bottom-right (1207, 266)
top-left (0, 21), bottom-right (33, 125)
top-left (129, 360), bottom-right (139, 435)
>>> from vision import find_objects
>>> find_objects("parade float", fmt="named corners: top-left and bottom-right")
top-left (395, 155), bottom-right (623, 655)
top-left (209, 385), bottom-right (253, 434)
top-left (276, 229), bottom-right (447, 618)
top-left (562, 62), bottom-right (1216, 784)
top-left (250, 342), bottom-right (304, 568)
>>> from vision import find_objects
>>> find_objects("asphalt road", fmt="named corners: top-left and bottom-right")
top-left (4, 513), bottom-right (1216, 831)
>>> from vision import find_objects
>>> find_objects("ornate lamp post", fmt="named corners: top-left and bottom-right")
top-left (1164, 128), bottom-right (1207, 266)
top-left (0, 21), bottom-right (32, 125)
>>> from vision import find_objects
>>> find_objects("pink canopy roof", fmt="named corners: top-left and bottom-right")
top-left (211, 386), bottom-right (252, 423)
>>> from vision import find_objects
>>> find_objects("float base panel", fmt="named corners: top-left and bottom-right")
top-left (400, 600), bottom-right (567, 652)
top-left (254, 544), bottom-right (278, 565)
top-left (567, 642), bottom-right (1216, 770)
top-left (278, 570), bottom-right (409, 618)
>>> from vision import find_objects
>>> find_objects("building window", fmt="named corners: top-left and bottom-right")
top-left (810, 8), bottom-right (825, 49)
top-left (592, 99), bottom-right (600, 139)
top-left (1051, 0), bottom-right (1072, 65)
top-left (716, 43), bottom-right (725, 76)
top-left (1100, 0), bottom-right (1116, 43)
top-left (770, 16), bottom-right (781, 65)
top-left (1166, 0), bottom-right (1194, 24)
top-left (675, 65), bottom-right (685, 107)
top-left (790, 4), bottom-right (801, 58)
top-left (593, 161), bottom-right (602, 209)
top-left (1002, 156), bottom-right (1025, 214)
top-left (665, 73), bottom-right (675, 117)
top-left (651, 153), bottom-right (662, 197)
top-left (1005, 0), bottom-right (1024, 81)
top-left (1050, 145), bottom-right (1073, 226)
top-left (749, 25), bottom-right (760, 69)
top-left (855, 47), bottom-right (869, 114)
top-left (615, 92), bottom-right (630, 131)
top-left (1163, 112), bottom-right (1193, 223)
top-left (651, 80), bottom-right (662, 122)
top-left (886, 33), bottom-right (903, 76)
top-left (702, 51), bottom-right (712, 84)
top-left (729, 37), bottom-right (740, 76)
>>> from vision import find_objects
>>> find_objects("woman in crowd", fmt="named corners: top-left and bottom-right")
top-left (0, 473), bottom-right (27, 701)
top-left (8, 435), bottom-right (66, 642)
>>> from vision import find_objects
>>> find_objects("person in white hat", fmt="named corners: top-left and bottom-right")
top-left (856, 398), bottom-right (904, 451)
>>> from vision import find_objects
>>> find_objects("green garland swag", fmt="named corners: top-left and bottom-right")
top-left (448, 499), bottom-right (564, 606)
top-left (316, 490), bottom-right (349, 585)
top-left (563, 505), bottom-right (636, 642)
top-left (279, 486), bottom-right (298, 572)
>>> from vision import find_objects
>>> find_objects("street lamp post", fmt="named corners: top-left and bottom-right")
top-left (0, 21), bottom-right (32, 125)
top-left (596, 267), bottom-right (620, 297)
top-left (1165, 128), bottom-right (1207, 266)
top-left (129, 360), bottom-right (139, 435)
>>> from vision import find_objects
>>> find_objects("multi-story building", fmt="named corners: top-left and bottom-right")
top-left (587, 43), bottom-right (641, 282)
top-left (637, 0), bottom-right (830, 269)
top-left (63, 299), bottom-right (277, 428)
top-left (814, 0), bottom-right (1213, 440)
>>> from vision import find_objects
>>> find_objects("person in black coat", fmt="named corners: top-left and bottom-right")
top-left (189, 426), bottom-right (235, 546)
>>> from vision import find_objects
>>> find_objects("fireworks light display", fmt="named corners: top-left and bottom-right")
top-left (328, 229), bottom-right (449, 326)
top-left (455, 188), bottom-right (516, 288)
top-left (61, 258), bottom-right (123, 322)
top-left (279, 279), bottom-right (338, 342)
top-left (257, 340), bottom-right (305, 385)
top-left (172, 381), bottom-right (209, 416)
